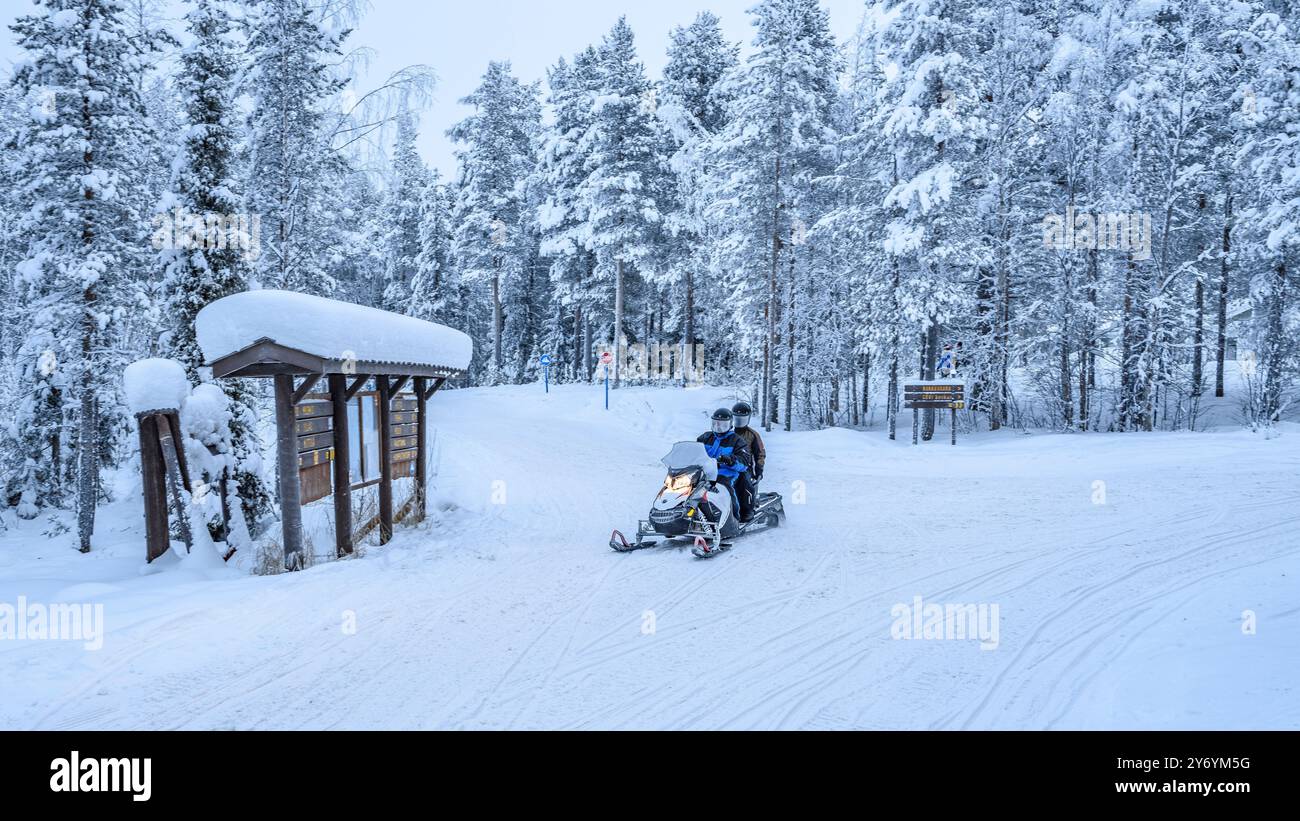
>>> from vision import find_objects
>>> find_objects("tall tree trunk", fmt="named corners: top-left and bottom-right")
top-left (572, 304), bottom-right (583, 382)
top-left (1079, 248), bottom-right (1098, 431)
top-left (887, 257), bottom-right (901, 441)
top-left (77, 290), bottom-right (97, 554)
top-left (1060, 260), bottom-right (1074, 429)
top-left (862, 351), bottom-right (871, 427)
top-left (613, 258), bottom-right (625, 389)
top-left (1120, 255), bottom-right (1137, 431)
top-left (582, 310), bottom-right (593, 381)
top-left (784, 273), bottom-right (795, 433)
top-left (922, 321), bottom-right (939, 441)
top-left (764, 141), bottom-right (784, 433)
top-left (1215, 192), bottom-right (1232, 398)
top-left (491, 265), bottom-right (502, 377)
top-left (1262, 259), bottom-right (1288, 423)
top-left (683, 268), bottom-right (695, 387)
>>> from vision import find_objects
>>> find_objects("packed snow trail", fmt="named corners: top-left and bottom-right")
top-left (1, 385), bottom-right (1297, 729)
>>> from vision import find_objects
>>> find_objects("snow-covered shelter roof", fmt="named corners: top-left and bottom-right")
top-left (196, 290), bottom-right (472, 379)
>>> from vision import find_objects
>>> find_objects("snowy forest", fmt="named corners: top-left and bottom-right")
top-left (0, 0), bottom-right (1297, 550)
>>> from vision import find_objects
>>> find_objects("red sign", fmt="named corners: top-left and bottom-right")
top-left (599, 351), bottom-right (613, 366)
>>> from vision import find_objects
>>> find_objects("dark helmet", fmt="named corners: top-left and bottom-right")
top-left (732, 402), bottom-right (753, 429)
top-left (710, 407), bottom-right (734, 434)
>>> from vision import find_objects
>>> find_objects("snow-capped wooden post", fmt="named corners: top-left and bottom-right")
top-left (329, 374), bottom-right (353, 557)
top-left (377, 375), bottom-right (394, 544)
top-left (136, 413), bottom-right (170, 562)
top-left (125, 359), bottom-right (195, 562)
top-left (414, 377), bottom-right (428, 523)
top-left (274, 373), bottom-right (306, 570)
top-left (196, 291), bottom-right (471, 567)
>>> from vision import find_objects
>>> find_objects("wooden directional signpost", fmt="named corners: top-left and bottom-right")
top-left (904, 382), bottom-right (965, 446)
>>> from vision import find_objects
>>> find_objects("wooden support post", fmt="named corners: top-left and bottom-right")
top-left (423, 377), bottom-right (446, 402)
top-left (330, 374), bottom-right (353, 557)
top-left (274, 374), bottom-right (305, 570)
top-left (155, 413), bottom-right (193, 552)
top-left (216, 463), bottom-right (230, 543)
top-left (951, 407), bottom-right (957, 446)
top-left (138, 414), bottom-right (169, 563)
top-left (166, 411), bottom-right (192, 493)
top-left (344, 374), bottom-right (371, 401)
top-left (912, 407), bottom-right (920, 446)
top-left (292, 373), bottom-right (323, 405)
top-left (414, 377), bottom-right (428, 524)
top-left (377, 375), bottom-right (394, 544)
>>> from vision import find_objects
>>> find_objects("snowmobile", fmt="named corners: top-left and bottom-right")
top-left (609, 441), bottom-right (786, 559)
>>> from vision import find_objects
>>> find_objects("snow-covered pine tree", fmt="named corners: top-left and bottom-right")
top-left (577, 18), bottom-right (668, 389)
top-left (660, 12), bottom-right (738, 388)
top-left (161, 0), bottom-right (272, 531)
top-left (320, 165), bottom-right (386, 307)
top-left (7, 0), bottom-right (164, 547)
top-left (447, 61), bottom-right (541, 384)
top-left (243, 0), bottom-right (346, 294)
top-left (536, 49), bottom-right (601, 382)
top-left (408, 169), bottom-right (454, 323)
top-left (380, 111), bottom-right (430, 313)
top-left (1234, 0), bottom-right (1299, 424)
top-left (868, 0), bottom-right (986, 440)
top-left (703, 0), bottom-right (840, 430)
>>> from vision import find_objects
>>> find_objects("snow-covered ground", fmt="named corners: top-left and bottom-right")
top-left (2, 383), bottom-right (1298, 730)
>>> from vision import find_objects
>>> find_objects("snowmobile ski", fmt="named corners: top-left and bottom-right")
top-left (691, 535), bottom-right (732, 559)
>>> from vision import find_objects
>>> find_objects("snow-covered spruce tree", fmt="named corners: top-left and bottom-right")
top-left (866, 0), bottom-right (986, 440)
top-left (969, 1), bottom-right (1052, 430)
top-left (1098, 1), bottom-right (1221, 431)
top-left (703, 0), bottom-right (840, 430)
top-left (1202, 0), bottom-right (1257, 403)
top-left (320, 166), bottom-right (385, 307)
top-left (242, 0), bottom-right (346, 294)
top-left (577, 18), bottom-right (669, 389)
top-left (407, 169), bottom-right (454, 324)
top-left (823, 8), bottom-right (909, 434)
top-left (448, 61), bottom-right (541, 384)
top-left (7, 0), bottom-right (163, 547)
top-left (161, 0), bottom-right (272, 531)
top-left (1235, 1), bottom-right (1299, 425)
top-left (659, 12), bottom-right (738, 388)
top-left (1033, 0), bottom-right (1129, 431)
top-left (536, 49), bottom-right (601, 382)
top-left (380, 111), bottom-right (430, 313)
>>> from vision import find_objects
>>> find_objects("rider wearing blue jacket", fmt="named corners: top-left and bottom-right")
top-left (696, 408), bottom-right (754, 521)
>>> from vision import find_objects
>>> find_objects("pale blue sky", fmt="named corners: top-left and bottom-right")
top-left (1, 1), bottom-right (868, 175)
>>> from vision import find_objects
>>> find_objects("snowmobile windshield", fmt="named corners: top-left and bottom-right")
top-left (661, 442), bottom-right (718, 482)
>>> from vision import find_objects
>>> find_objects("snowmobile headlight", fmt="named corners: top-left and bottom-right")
top-left (664, 473), bottom-right (695, 494)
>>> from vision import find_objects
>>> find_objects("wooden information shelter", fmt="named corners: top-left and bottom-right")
top-left (199, 292), bottom-right (471, 572)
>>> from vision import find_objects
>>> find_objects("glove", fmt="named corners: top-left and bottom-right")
top-left (718, 454), bottom-right (735, 466)
top-left (755, 468), bottom-right (763, 481)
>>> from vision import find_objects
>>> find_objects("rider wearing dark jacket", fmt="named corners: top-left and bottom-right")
top-left (731, 402), bottom-right (765, 481)
top-left (697, 408), bottom-right (753, 520)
